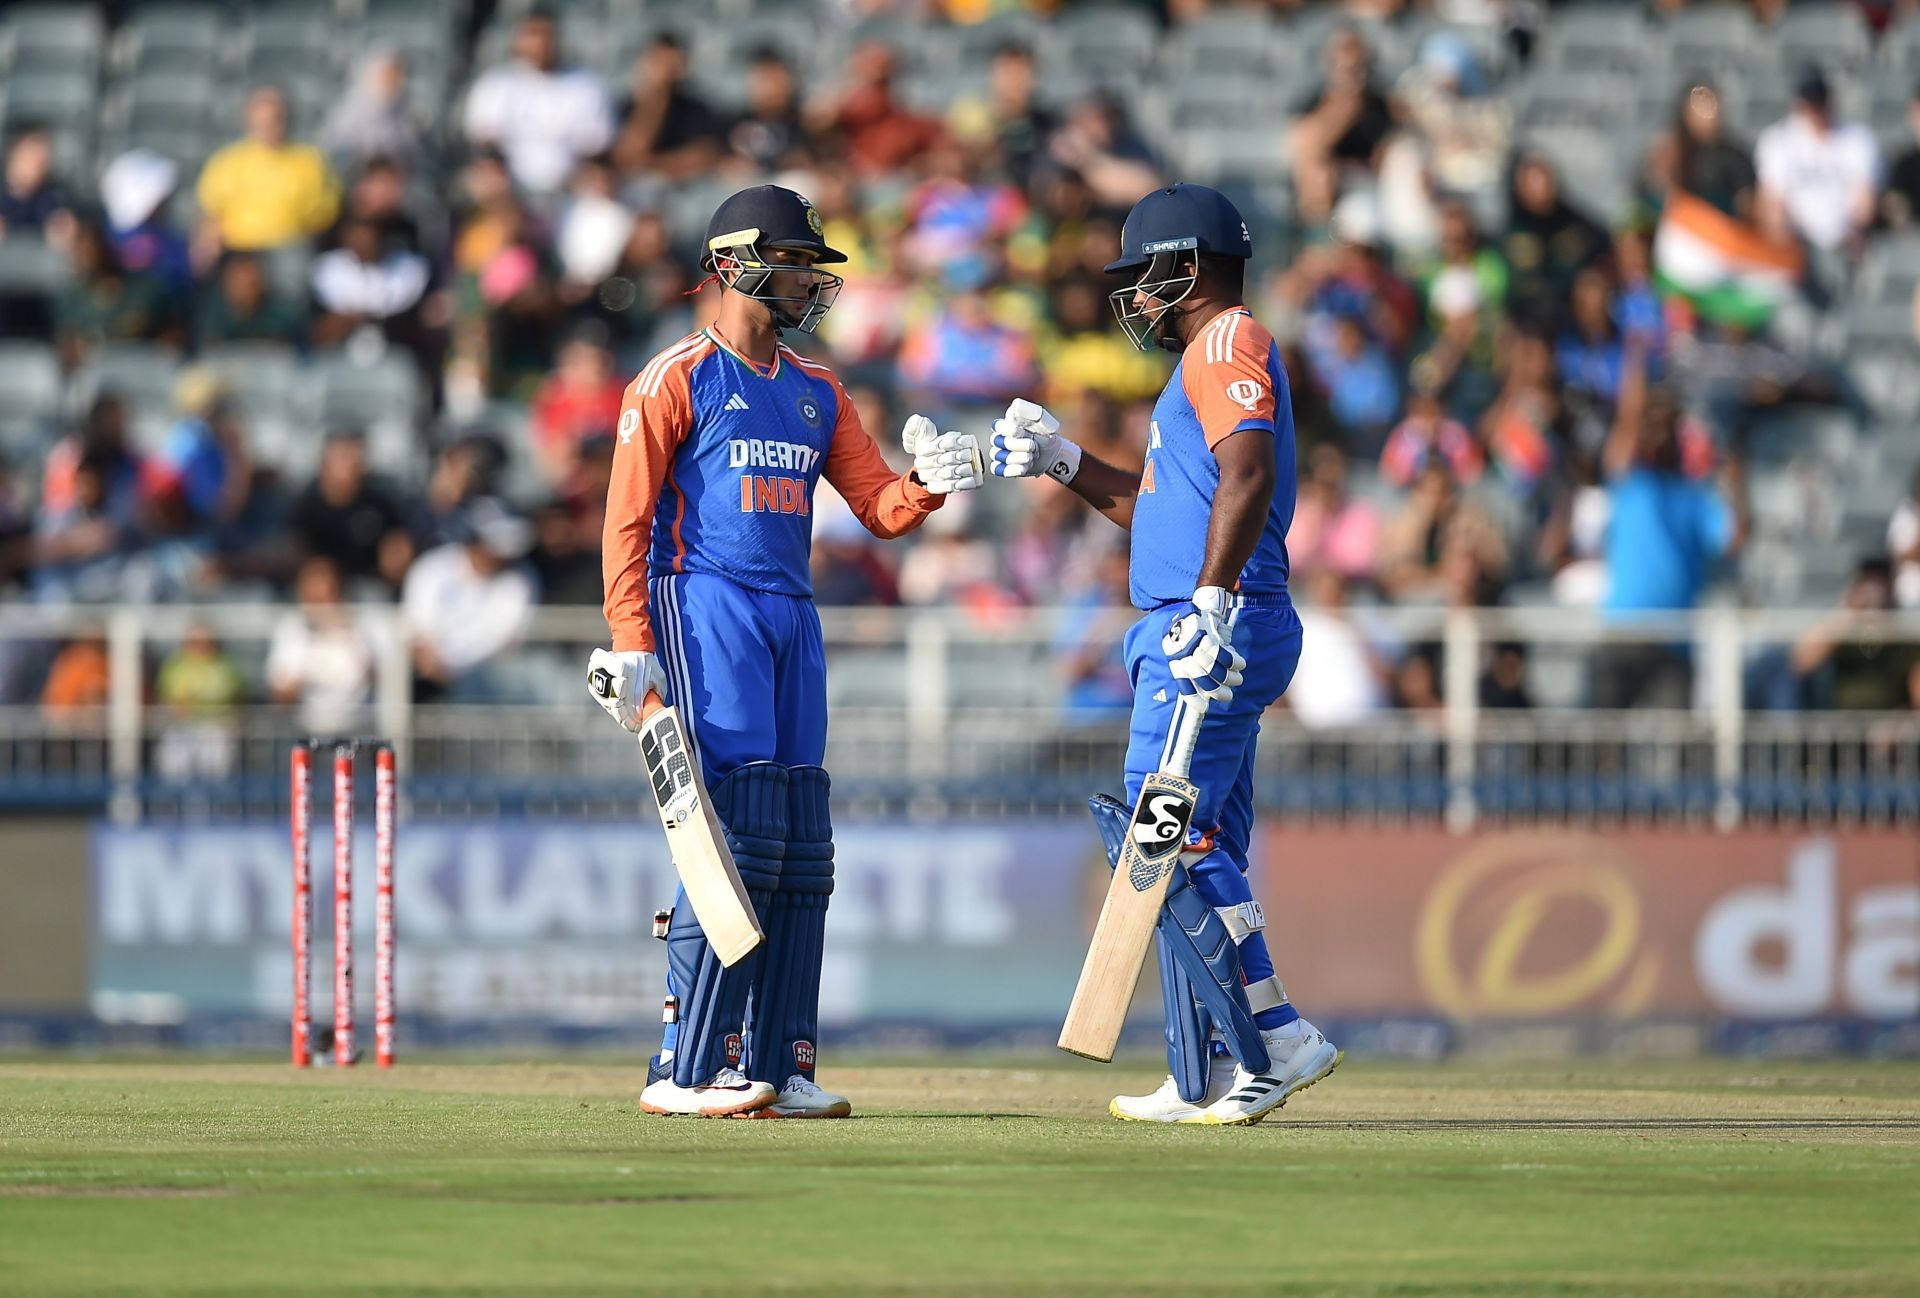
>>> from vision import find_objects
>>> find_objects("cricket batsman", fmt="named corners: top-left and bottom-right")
top-left (587, 185), bottom-right (983, 1117)
top-left (991, 184), bottom-right (1340, 1124)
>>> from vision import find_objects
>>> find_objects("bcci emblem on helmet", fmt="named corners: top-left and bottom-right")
top-left (803, 202), bottom-right (824, 236)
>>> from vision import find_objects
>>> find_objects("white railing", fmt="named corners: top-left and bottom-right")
top-left (1, 602), bottom-right (1918, 826)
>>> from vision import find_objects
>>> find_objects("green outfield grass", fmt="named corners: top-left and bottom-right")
top-left (1, 1057), bottom-right (1917, 1297)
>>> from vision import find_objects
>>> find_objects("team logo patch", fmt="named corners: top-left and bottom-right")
top-left (793, 1041), bottom-right (815, 1071)
top-left (795, 394), bottom-right (822, 428)
top-left (1226, 379), bottom-right (1263, 413)
top-left (724, 1033), bottom-right (742, 1067)
top-left (802, 199), bottom-right (824, 236)
top-left (617, 409), bottom-right (639, 445)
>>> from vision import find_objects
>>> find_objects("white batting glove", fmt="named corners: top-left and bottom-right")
top-left (587, 647), bottom-right (670, 733)
top-left (1163, 586), bottom-right (1245, 705)
top-left (989, 398), bottom-right (1082, 484)
top-left (902, 414), bottom-right (984, 494)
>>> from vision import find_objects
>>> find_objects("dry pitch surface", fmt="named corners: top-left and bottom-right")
top-left (1, 1057), bottom-right (1917, 1297)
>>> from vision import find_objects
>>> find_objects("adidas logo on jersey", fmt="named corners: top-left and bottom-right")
top-left (724, 394), bottom-right (751, 412)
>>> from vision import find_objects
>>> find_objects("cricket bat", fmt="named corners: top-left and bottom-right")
top-left (1058, 695), bottom-right (1210, 1061)
top-left (632, 689), bottom-right (764, 967)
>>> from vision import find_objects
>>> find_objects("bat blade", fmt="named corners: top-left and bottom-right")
top-left (1057, 768), bottom-right (1200, 1062)
top-left (636, 697), bottom-right (763, 966)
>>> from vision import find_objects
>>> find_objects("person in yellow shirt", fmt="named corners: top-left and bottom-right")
top-left (195, 87), bottom-right (340, 261)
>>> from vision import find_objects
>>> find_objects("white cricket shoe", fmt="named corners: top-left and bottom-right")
top-left (1198, 1019), bottom-right (1343, 1127)
top-left (639, 1061), bottom-right (776, 1118)
top-left (1109, 1057), bottom-right (1233, 1123)
top-left (739, 1075), bottom-right (852, 1120)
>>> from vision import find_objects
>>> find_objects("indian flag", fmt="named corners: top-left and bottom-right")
top-left (1653, 191), bottom-right (1802, 329)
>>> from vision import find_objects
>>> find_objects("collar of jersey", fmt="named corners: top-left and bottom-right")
top-left (703, 327), bottom-right (781, 379)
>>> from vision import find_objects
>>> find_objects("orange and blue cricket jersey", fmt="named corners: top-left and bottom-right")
top-left (602, 328), bottom-right (943, 778)
top-left (1122, 307), bottom-right (1302, 994)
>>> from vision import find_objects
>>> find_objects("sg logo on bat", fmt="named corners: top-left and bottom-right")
top-left (1126, 784), bottom-right (1196, 890)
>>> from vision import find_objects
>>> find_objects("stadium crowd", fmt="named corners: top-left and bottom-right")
top-left (2, 0), bottom-right (1919, 727)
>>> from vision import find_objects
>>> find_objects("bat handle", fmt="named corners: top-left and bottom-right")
top-left (1164, 694), bottom-right (1210, 780)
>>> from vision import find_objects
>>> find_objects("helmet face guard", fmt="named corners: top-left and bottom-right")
top-left (1108, 249), bottom-right (1199, 352)
top-left (708, 235), bottom-right (843, 335)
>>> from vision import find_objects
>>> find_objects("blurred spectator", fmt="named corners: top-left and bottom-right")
top-left (1476, 328), bottom-right (1559, 491)
top-left (0, 126), bottom-right (75, 245)
top-left (1039, 273), bottom-right (1166, 405)
top-left (1891, 472), bottom-right (1920, 609)
top-left (1381, 31), bottom-right (1510, 253)
top-left (812, 483), bottom-right (902, 606)
top-left (1538, 450), bottom-right (1611, 607)
top-left (612, 34), bottom-right (727, 181)
top-left (1052, 544), bottom-right (1135, 725)
top-left (809, 42), bottom-right (944, 179)
top-left (333, 157), bottom-right (428, 256)
top-left (1593, 354), bottom-right (1747, 706)
top-left (1382, 390), bottom-right (1483, 488)
top-left (1881, 84), bottom-right (1920, 229)
top-left (555, 156), bottom-right (637, 293)
top-left (40, 633), bottom-right (110, 716)
top-left (31, 449), bottom-right (142, 603)
top-left (1287, 28), bottom-right (1395, 225)
top-left (41, 392), bottom-right (145, 517)
top-left (0, 458), bottom-right (31, 594)
top-left (1791, 558), bottom-right (1920, 709)
top-left (1291, 442), bottom-right (1383, 584)
top-left (971, 42), bottom-right (1056, 187)
top-left (1646, 81), bottom-right (1756, 221)
top-left (402, 498), bottom-right (538, 701)
top-left (450, 156), bottom-right (563, 400)
top-left (153, 624), bottom-right (244, 780)
top-left (1045, 95), bottom-right (1159, 209)
top-left (268, 555), bottom-right (389, 735)
top-left (1672, 320), bottom-right (1867, 451)
top-left (1480, 641), bottom-right (1535, 709)
top-left (291, 429), bottom-right (411, 591)
top-left (55, 219), bottom-right (184, 368)
top-left (196, 87), bottom-right (342, 261)
top-left (145, 371), bottom-right (290, 589)
top-left (902, 136), bottom-right (1031, 284)
top-left (896, 501), bottom-right (1008, 612)
top-left (1317, 314), bottom-right (1401, 449)
top-left (727, 49), bottom-right (810, 174)
top-left (1378, 459), bottom-right (1509, 602)
top-left (1502, 153), bottom-right (1608, 332)
top-left (408, 435), bottom-right (499, 551)
top-left (309, 215), bottom-right (436, 369)
top-left (1555, 265), bottom-right (1628, 419)
top-left (320, 50), bottom-right (429, 174)
top-left (530, 492), bottom-right (603, 607)
top-left (1755, 69), bottom-right (1880, 259)
top-left (1288, 568), bottom-right (1391, 727)
top-left (464, 11), bottom-right (614, 195)
top-left (531, 330), bottom-right (627, 484)
top-left (198, 252), bottom-right (306, 349)
top-left (898, 288), bottom-right (1039, 405)
top-left (1293, 191), bottom-right (1419, 360)
top-left (579, 209), bottom-right (695, 365)
top-left (100, 149), bottom-right (191, 300)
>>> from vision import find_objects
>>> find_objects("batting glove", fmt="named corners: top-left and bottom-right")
top-left (1163, 586), bottom-right (1245, 705)
top-left (587, 647), bottom-right (670, 733)
top-left (902, 414), bottom-right (985, 494)
top-left (989, 398), bottom-right (1083, 484)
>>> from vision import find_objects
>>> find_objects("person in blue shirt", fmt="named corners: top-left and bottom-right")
top-left (1595, 346), bottom-right (1748, 707)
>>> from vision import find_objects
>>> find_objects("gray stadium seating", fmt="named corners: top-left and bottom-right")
top-left (1771, 4), bottom-right (1872, 84)
top-left (303, 351), bottom-right (426, 481)
top-left (0, 340), bottom-right (62, 460)
top-left (0, 4), bottom-right (106, 77)
top-left (69, 343), bottom-right (188, 453)
top-left (1540, 4), bottom-right (1645, 76)
top-left (1158, 12), bottom-right (1287, 84)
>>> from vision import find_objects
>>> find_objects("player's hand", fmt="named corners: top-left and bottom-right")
top-left (990, 398), bottom-right (1082, 483)
top-left (902, 414), bottom-right (984, 494)
top-left (1163, 587), bottom-right (1245, 705)
top-left (587, 647), bottom-right (670, 733)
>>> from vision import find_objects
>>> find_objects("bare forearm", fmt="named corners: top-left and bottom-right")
top-left (1066, 452), bottom-right (1143, 530)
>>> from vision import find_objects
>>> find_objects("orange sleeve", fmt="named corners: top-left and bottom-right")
top-left (1181, 310), bottom-right (1280, 450)
top-left (601, 363), bottom-right (693, 653)
top-left (820, 376), bottom-right (942, 540)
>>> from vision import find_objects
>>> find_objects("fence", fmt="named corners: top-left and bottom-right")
top-left (1, 602), bottom-right (1918, 826)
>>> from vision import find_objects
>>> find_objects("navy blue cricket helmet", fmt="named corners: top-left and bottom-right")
top-left (1106, 184), bottom-right (1253, 352)
top-left (701, 185), bottom-right (847, 334)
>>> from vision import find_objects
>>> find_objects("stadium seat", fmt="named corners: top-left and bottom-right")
top-left (114, 4), bottom-right (228, 75)
top-left (0, 4), bottom-right (106, 76)
top-left (0, 237), bottom-right (68, 341)
top-left (1540, 4), bottom-right (1646, 75)
top-left (1521, 126), bottom-right (1631, 225)
top-left (0, 340), bottom-right (62, 460)
top-left (1518, 70), bottom-right (1636, 131)
top-left (1159, 13), bottom-right (1286, 84)
top-left (1048, 5), bottom-right (1158, 92)
top-left (68, 343), bottom-right (189, 452)
top-left (1660, 3), bottom-right (1757, 85)
top-left (3, 73), bottom-right (99, 125)
top-left (1769, 5), bottom-right (1872, 84)
top-left (303, 352), bottom-right (426, 481)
